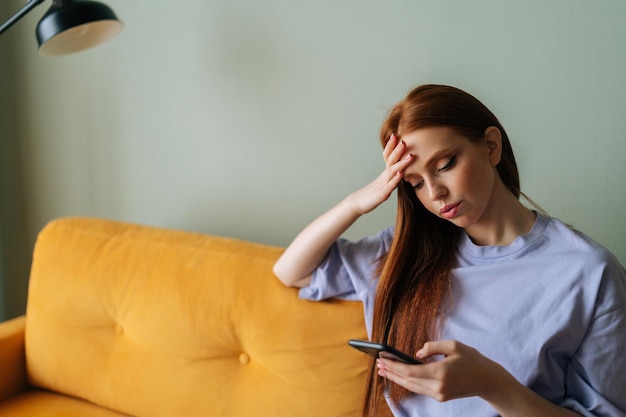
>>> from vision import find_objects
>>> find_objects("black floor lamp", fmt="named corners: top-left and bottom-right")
top-left (0, 0), bottom-right (123, 56)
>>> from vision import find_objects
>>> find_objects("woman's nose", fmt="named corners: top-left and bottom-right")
top-left (427, 181), bottom-right (447, 201)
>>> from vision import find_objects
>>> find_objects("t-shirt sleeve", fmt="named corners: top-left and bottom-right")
top-left (560, 252), bottom-right (626, 416)
top-left (299, 226), bottom-right (393, 302)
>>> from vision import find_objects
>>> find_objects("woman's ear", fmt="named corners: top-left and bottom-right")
top-left (484, 126), bottom-right (502, 166)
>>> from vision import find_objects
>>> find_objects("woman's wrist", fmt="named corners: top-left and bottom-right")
top-left (340, 193), bottom-right (370, 218)
top-left (479, 362), bottom-right (525, 413)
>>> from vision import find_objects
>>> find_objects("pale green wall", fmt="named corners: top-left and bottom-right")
top-left (2, 0), bottom-right (626, 318)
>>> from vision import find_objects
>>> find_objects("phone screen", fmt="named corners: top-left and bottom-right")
top-left (348, 339), bottom-right (423, 365)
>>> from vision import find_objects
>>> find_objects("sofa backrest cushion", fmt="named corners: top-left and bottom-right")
top-left (25, 217), bottom-right (373, 417)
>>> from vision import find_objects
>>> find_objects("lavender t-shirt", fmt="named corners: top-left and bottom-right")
top-left (300, 214), bottom-right (626, 417)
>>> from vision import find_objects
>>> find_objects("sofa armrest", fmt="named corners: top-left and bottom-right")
top-left (0, 316), bottom-right (27, 401)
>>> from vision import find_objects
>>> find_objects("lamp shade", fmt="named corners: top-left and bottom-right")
top-left (36, 0), bottom-right (123, 56)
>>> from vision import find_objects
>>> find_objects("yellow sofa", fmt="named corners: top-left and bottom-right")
top-left (0, 217), bottom-right (391, 417)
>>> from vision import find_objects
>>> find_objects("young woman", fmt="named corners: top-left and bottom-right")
top-left (273, 84), bottom-right (626, 417)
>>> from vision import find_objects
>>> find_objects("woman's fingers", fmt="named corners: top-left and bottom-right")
top-left (382, 133), bottom-right (400, 161)
top-left (383, 134), bottom-right (409, 167)
top-left (376, 340), bottom-right (503, 403)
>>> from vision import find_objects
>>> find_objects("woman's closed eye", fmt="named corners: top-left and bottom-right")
top-left (410, 155), bottom-right (457, 189)
top-left (437, 155), bottom-right (457, 172)
top-left (412, 180), bottom-right (424, 190)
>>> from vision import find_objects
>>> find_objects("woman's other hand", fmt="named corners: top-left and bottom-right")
top-left (376, 340), bottom-right (582, 417)
top-left (346, 134), bottom-right (414, 215)
top-left (376, 340), bottom-right (502, 402)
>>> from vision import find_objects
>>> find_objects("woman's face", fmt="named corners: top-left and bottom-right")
top-left (399, 126), bottom-right (502, 230)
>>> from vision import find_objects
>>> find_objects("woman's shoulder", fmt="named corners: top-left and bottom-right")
top-left (544, 216), bottom-right (625, 280)
top-left (543, 216), bottom-right (617, 260)
top-left (339, 225), bottom-right (394, 251)
top-left (325, 226), bottom-right (395, 270)
top-left (533, 216), bottom-right (626, 319)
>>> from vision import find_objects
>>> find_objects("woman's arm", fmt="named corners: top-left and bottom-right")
top-left (273, 134), bottom-right (414, 288)
top-left (377, 340), bottom-right (582, 417)
top-left (483, 370), bottom-right (582, 417)
top-left (272, 197), bottom-right (364, 288)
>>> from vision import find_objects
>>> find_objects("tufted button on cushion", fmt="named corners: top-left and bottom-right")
top-left (238, 353), bottom-right (250, 365)
top-left (115, 324), bottom-right (124, 335)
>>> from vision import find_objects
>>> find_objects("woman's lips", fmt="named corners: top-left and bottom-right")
top-left (440, 201), bottom-right (462, 220)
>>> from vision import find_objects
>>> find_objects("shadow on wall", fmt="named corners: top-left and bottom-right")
top-left (0, 2), bottom-right (33, 320)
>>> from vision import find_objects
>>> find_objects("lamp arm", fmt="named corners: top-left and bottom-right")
top-left (0, 0), bottom-right (47, 36)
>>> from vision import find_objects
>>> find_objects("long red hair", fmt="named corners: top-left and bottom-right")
top-left (363, 85), bottom-right (521, 415)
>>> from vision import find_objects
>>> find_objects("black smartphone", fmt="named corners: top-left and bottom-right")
top-left (348, 339), bottom-right (423, 365)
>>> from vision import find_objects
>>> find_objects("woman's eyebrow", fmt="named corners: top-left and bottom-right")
top-left (419, 148), bottom-right (455, 167)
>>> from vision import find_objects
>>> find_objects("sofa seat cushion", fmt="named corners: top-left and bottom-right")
top-left (24, 218), bottom-right (371, 417)
top-left (0, 389), bottom-right (130, 416)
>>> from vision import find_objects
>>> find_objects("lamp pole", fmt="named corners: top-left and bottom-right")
top-left (0, 0), bottom-right (46, 36)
